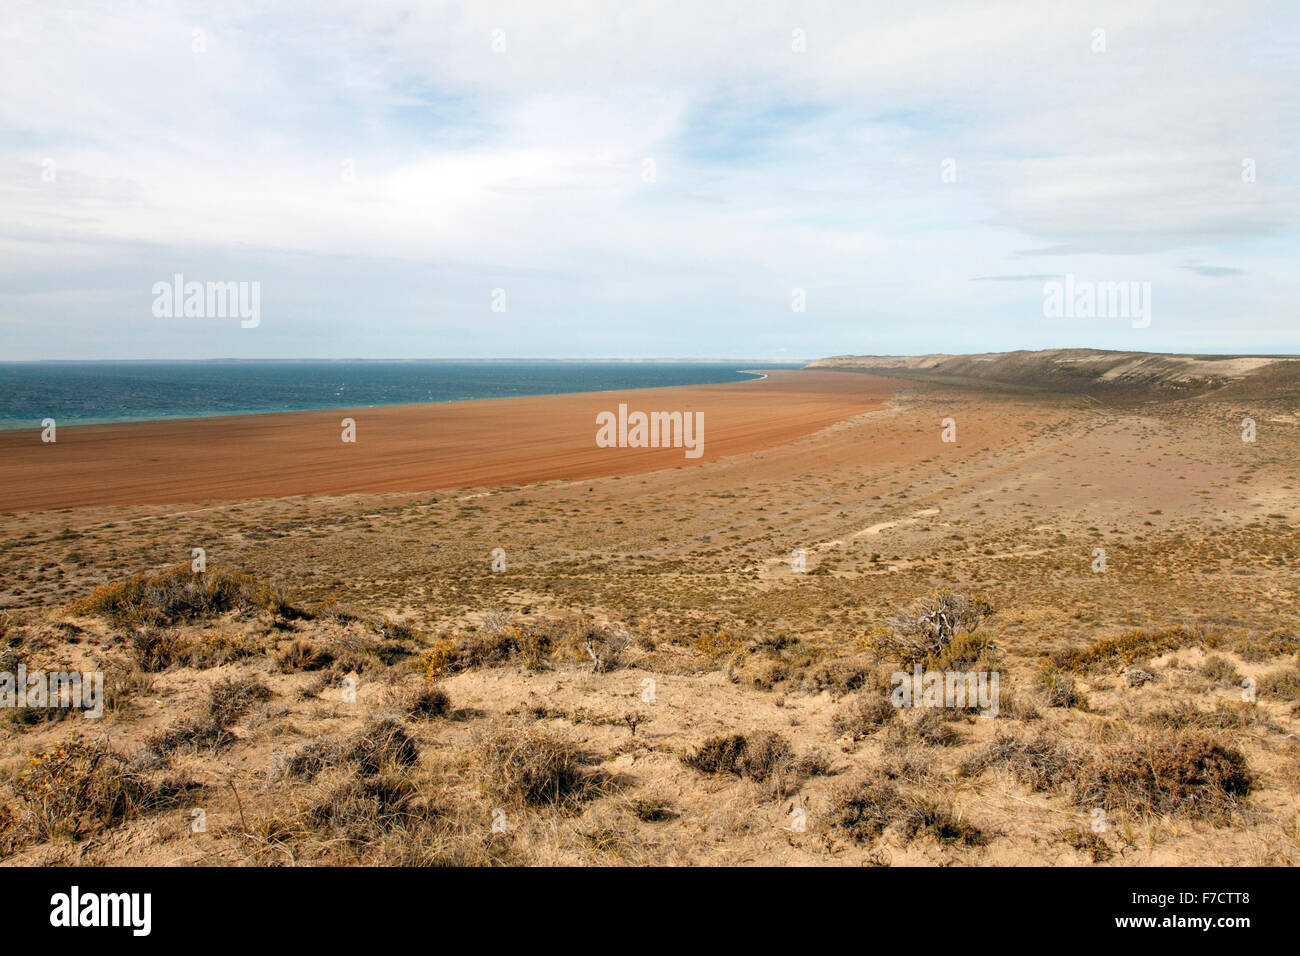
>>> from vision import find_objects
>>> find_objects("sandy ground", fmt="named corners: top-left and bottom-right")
top-left (0, 369), bottom-right (896, 511)
top-left (2, 369), bottom-right (1299, 866)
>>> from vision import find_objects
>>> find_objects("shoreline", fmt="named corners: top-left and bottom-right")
top-left (0, 369), bottom-right (899, 512)
top-left (0, 365), bottom-right (784, 433)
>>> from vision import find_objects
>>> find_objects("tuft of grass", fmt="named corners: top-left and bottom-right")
top-left (831, 693), bottom-right (896, 739)
top-left (276, 639), bottom-right (333, 673)
top-left (405, 684), bottom-right (451, 720)
top-left (207, 675), bottom-right (272, 726)
top-left (959, 732), bottom-right (1075, 791)
top-left (1199, 655), bottom-right (1243, 686)
top-left (1143, 700), bottom-right (1272, 732)
top-left (1257, 667), bottom-right (1300, 702)
top-left (1034, 663), bottom-right (1089, 709)
top-left (825, 774), bottom-right (984, 846)
top-left (277, 716), bottom-right (420, 780)
top-left (476, 723), bottom-right (597, 807)
top-left (682, 731), bottom-right (795, 782)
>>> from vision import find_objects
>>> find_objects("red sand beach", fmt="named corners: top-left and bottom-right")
top-left (0, 369), bottom-right (899, 511)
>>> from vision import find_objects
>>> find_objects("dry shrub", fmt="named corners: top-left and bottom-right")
top-left (477, 723), bottom-right (596, 807)
top-left (1257, 667), bottom-right (1300, 702)
top-left (797, 653), bottom-right (881, 696)
top-left (831, 693), bottom-right (896, 739)
top-left (1034, 664), bottom-right (1088, 709)
top-left (145, 674), bottom-right (272, 759)
top-left (959, 732), bottom-right (1075, 791)
top-left (144, 715), bottom-right (232, 757)
top-left (878, 590), bottom-right (992, 665)
top-left (3, 742), bottom-right (186, 847)
top-left (326, 633), bottom-right (411, 673)
top-left (1199, 655), bottom-right (1243, 686)
top-left (682, 731), bottom-right (795, 782)
top-left (1050, 627), bottom-right (1194, 675)
top-left (1073, 730), bottom-right (1252, 820)
top-left (207, 675), bottom-right (272, 726)
top-left (825, 774), bottom-right (983, 846)
top-left (405, 684), bottom-right (451, 720)
top-left (129, 627), bottom-right (192, 672)
top-left (886, 709), bottom-right (962, 748)
top-left (72, 564), bottom-right (298, 626)
top-left (458, 627), bottom-right (519, 668)
top-left (299, 772), bottom-right (428, 847)
top-left (276, 639), bottom-right (333, 673)
top-left (277, 716), bottom-right (419, 780)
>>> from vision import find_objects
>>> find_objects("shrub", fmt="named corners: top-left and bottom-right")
top-left (405, 684), bottom-right (451, 720)
top-left (1050, 627), bottom-right (1194, 674)
top-left (887, 710), bottom-right (962, 748)
top-left (72, 565), bottom-right (298, 626)
top-left (207, 675), bottom-right (273, 725)
top-left (1257, 667), bottom-right (1300, 702)
top-left (1034, 664), bottom-right (1088, 709)
top-left (6, 742), bottom-right (185, 844)
top-left (797, 654), bottom-right (881, 696)
top-left (878, 590), bottom-right (992, 665)
top-left (144, 715), bottom-right (231, 757)
top-left (825, 774), bottom-right (983, 846)
top-left (477, 724), bottom-right (595, 807)
top-left (129, 627), bottom-right (191, 672)
top-left (831, 693), bottom-right (896, 739)
top-left (1073, 731), bottom-right (1252, 820)
top-left (682, 731), bottom-right (795, 782)
top-left (276, 639), bottom-right (333, 673)
top-left (413, 639), bottom-right (460, 680)
top-left (959, 732), bottom-right (1075, 791)
top-left (1199, 655), bottom-right (1243, 686)
top-left (277, 717), bottom-right (419, 780)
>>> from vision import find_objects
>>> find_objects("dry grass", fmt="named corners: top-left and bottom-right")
top-left (1073, 730), bottom-right (1253, 821)
top-left (72, 564), bottom-right (297, 626)
top-left (476, 723), bottom-right (598, 807)
top-left (959, 731), bottom-right (1075, 791)
top-left (1, 741), bottom-right (188, 851)
top-left (825, 773), bottom-right (985, 846)
top-left (682, 731), bottom-right (795, 782)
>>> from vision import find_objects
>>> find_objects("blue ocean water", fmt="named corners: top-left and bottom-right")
top-left (0, 361), bottom-right (801, 430)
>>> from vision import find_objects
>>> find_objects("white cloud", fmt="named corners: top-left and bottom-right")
top-left (0, 0), bottom-right (1297, 358)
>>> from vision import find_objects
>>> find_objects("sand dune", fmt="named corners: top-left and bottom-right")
top-left (0, 369), bottom-right (898, 511)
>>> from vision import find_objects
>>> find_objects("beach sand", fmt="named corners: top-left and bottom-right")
top-left (0, 369), bottom-right (898, 511)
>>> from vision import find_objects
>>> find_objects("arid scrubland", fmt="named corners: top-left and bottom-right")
top-left (2, 374), bottom-right (1299, 865)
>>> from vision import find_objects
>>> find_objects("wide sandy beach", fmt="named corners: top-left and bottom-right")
top-left (0, 369), bottom-right (898, 512)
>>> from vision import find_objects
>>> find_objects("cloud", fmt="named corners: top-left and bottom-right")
top-left (0, 0), bottom-right (1297, 358)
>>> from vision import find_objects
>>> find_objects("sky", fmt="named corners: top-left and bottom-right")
top-left (1, 0), bottom-right (1298, 360)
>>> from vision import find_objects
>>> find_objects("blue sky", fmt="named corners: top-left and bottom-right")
top-left (1, 1), bottom-right (1298, 360)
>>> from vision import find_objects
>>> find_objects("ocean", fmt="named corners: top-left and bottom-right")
top-left (0, 361), bottom-right (802, 430)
